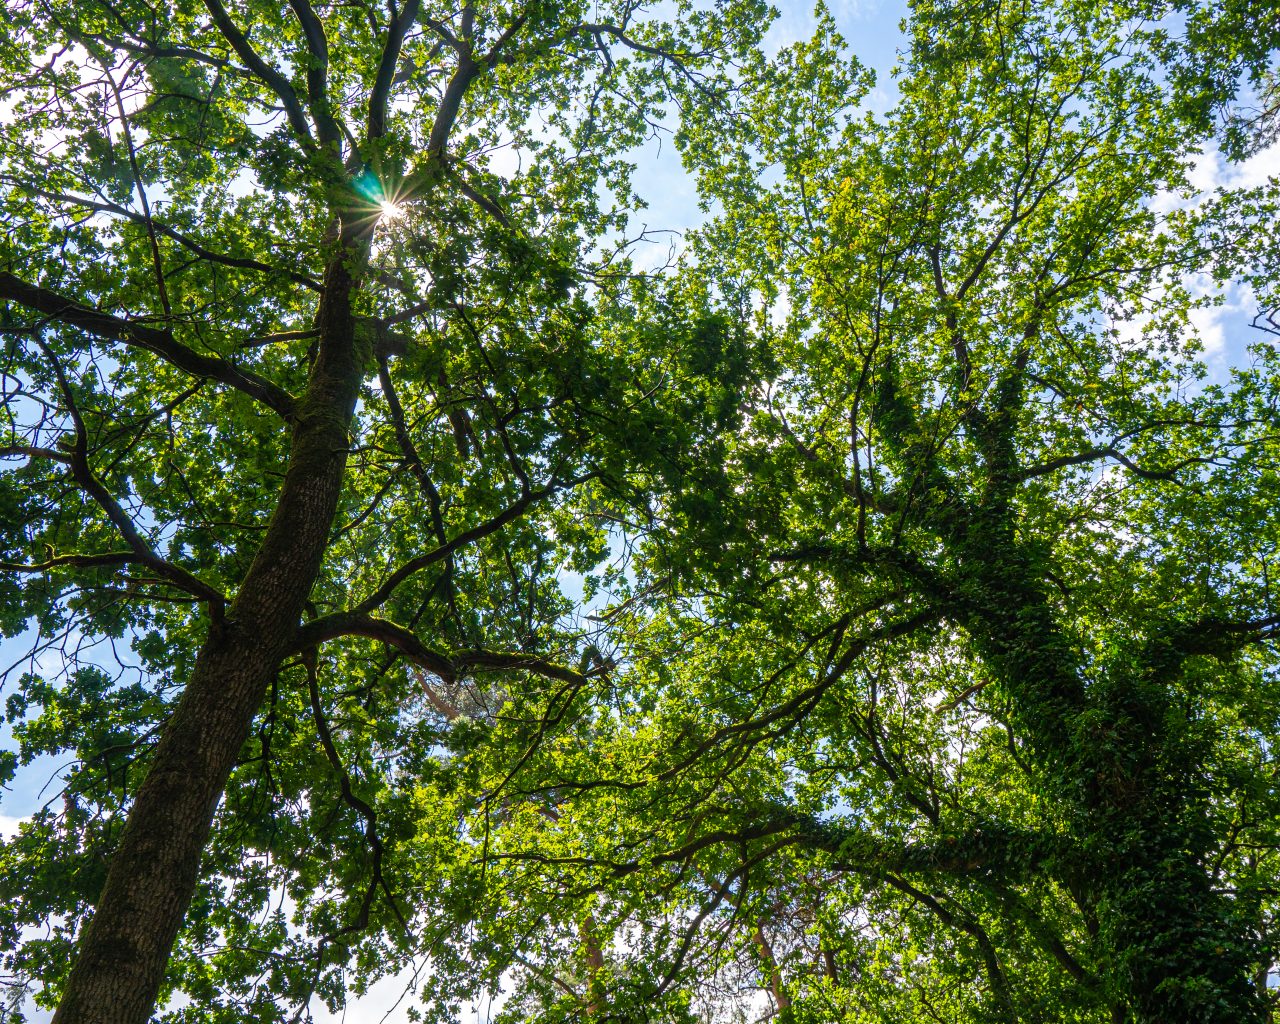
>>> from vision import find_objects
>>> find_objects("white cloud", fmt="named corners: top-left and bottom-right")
top-left (1189, 302), bottom-right (1228, 356)
top-left (1153, 139), bottom-right (1280, 215)
top-left (833, 0), bottom-right (885, 23)
top-left (0, 813), bottom-right (29, 839)
top-left (1221, 140), bottom-right (1280, 191)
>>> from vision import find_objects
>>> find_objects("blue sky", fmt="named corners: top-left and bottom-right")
top-left (631, 0), bottom-right (909, 250)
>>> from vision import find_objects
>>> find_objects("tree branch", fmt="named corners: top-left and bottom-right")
top-left (1017, 445), bottom-right (1189, 483)
top-left (294, 611), bottom-right (594, 692)
top-left (294, 612), bottom-right (455, 680)
top-left (288, 0), bottom-right (342, 148)
top-left (426, 53), bottom-right (480, 156)
top-left (202, 0), bottom-right (315, 145)
top-left (790, 812), bottom-right (1062, 880)
top-left (368, 0), bottom-right (421, 141)
top-left (303, 652), bottom-right (407, 935)
top-left (0, 272), bottom-right (296, 419)
top-left (31, 336), bottom-right (226, 614)
top-left (29, 188), bottom-right (322, 291)
top-left (0, 551), bottom-right (138, 573)
top-left (354, 484), bottom-right (556, 614)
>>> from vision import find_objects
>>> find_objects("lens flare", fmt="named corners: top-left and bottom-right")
top-left (378, 199), bottom-right (405, 221)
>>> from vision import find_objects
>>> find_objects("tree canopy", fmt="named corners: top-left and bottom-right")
top-left (1, 0), bottom-right (1279, 1023)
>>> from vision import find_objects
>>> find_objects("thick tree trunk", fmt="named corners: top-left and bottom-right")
top-left (52, 247), bottom-right (366, 1024)
top-left (964, 539), bottom-right (1266, 1024)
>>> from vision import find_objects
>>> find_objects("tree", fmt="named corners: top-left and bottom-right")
top-left (0, 0), bottom-right (760, 1020)
top-left (5, 0), bottom-right (1280, 1022)
top-left (432, 2), bottom-right (1280, 1022)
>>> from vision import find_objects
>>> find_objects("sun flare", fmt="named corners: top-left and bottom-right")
top-left (378, 198), bottom-right (405, 222)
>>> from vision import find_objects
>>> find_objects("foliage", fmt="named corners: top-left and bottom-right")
top-left (428, 3), bottom-right (1280, 1023)
top-left (1, 0), bottom-right (1279, 1022)
top-left (0, 0), bottom-right (761, 1018)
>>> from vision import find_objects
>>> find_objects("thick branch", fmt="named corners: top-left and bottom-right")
top-left (295, 612), bottom-right (455, 680)
top-left (368, 0), bottom-right (422, 140)
top-left (0, 272), bottom-right (296, 419)
top-left (202, 0), bottom-right (315, 145)
top-left (427, 54), bottom-right (480, 155)
top-left (294, 611), bottom-right (592, 690)
top-left (0, 551), bottom-right (137, 573)
top-left (790, 812), bottom-right (1062, 880)
top-left (1172, 610), bottom-right (1280, 658)
top-left (0, 443), bottom-right (71, 464)
top-left (1017, 445), bottom-right (1194, 483)
top-left (454, 649), bottom-right (590, 687)
top-left (288, 0), bottom-right (341, 148)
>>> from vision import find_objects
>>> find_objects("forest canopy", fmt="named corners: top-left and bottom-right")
top-left (1, 0), bottom-right (1279, 1022)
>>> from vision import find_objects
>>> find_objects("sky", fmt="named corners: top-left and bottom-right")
top-left (627, 0), bottom-right (909, 255)
top-left (2, 0), bottom-right (1277, 1019)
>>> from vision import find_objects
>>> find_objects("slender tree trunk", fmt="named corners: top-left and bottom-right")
top-left (52, 244), bottom-right (367, 1024)
top-left (581, 915), bottom-right (607, 1014)
top-left (755, 923), bottom-right (790, 1016)
top-left (821, 942), bottom-right (839, 985)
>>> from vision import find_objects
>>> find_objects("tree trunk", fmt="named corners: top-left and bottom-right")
top-left (963, 537), bottom-right (1265, 1023)
top-left (755, 923), bottom-right (791, 1016)
top-left (52, 245), bottom-right (367, 1024)
top-left (582, 915), bottom-right (607, 1014)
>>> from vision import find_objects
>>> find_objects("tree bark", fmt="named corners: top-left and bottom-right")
top-left (52, 242), bottom-right (367, 1024)
top-left (582, 915), bottom-right (607, 1014)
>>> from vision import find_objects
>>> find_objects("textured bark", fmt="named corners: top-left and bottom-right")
top-left (52, 243), bottom-right (367, 1024)
top-left (582, 915), bottom-right (607, 1014)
